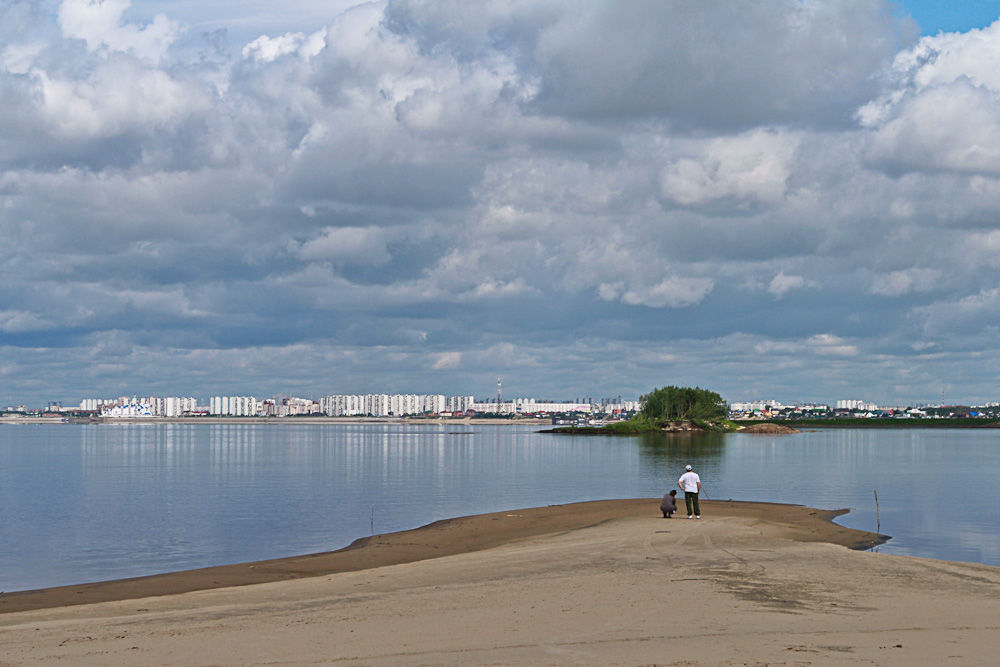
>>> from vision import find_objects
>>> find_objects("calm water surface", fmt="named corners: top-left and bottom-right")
top-left (1, 423), bottom-right (998, 591)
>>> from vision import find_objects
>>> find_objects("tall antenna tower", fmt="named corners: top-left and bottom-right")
top-left (496, 377), bottom-right (502, 412)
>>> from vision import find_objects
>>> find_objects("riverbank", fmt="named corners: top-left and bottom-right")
top-left (0, 415), bottom-right (551, 426)
top-left (740, 418), bottom-right (1000, 428)
top-left (3, 499), bottom-right (997, 664)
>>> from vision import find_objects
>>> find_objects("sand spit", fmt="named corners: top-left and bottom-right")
top-left (2, 499), bottom-right (998, 665)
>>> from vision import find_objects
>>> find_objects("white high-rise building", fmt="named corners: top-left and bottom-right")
top-left (209, 396), bottom-right (259, 416)
top-left (836, 399), bottom-right (878, 411)
top-left (319, 394), bottom-right (460, 417)
top-left (423, 394), bottom-right (446, 414)
top-left (446, 395), bottom-right (474, 414)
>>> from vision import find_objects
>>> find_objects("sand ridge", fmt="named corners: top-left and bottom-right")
top-left (0, 499), bottom-right (878, 615)
top-left (2, 499), bottom-right (998, 665)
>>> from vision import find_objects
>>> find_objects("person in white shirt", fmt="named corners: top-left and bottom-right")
top-left (677, 464), bottom-right (702, 518)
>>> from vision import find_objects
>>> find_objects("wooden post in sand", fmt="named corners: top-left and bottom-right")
top-left (873, 489), bottom-right (880, 550)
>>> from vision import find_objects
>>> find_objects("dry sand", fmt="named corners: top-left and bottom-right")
top-left (1, 499), bottom-right (998, 665)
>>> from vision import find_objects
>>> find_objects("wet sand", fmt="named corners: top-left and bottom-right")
top-left (2, 499), bottom-right (998, 665)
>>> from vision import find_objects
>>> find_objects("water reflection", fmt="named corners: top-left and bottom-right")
top-left (1, 424), bottom-right (999, 592)
top-left (635, 432), bottom-right (726, 467)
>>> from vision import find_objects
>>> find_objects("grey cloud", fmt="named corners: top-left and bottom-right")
top-left (384, 0), bottom-right (914, 130)
top-left (527, 0), bottom-right (914, 129)
top-left (5, 0), bottom-right (1000, 408)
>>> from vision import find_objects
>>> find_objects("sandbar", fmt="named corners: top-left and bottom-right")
top-left (2, 499), bottom-right (998, 665)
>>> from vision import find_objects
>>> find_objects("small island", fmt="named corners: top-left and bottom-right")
top-left (543, 385), bottom-right (742, 434)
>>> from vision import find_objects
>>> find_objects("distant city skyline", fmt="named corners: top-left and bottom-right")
top-left (9, 386), bottom-right (998, 415)
top-left (4, 2), bottom-right (1000, 408)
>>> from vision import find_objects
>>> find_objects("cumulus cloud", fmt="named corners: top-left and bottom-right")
top-left (756, 334), bottom-right (858, 358)
top-left (2, 42), bottom-right (46, 74)
top-left (869, 269), bottom-right (942, 296)
top-left (598, 277), bottom-right (715, 309)
top-left (864, 81), bottom-right (1000, 175)
top-left (295, 227), bottom-right (392, 266)
top-left (8, 0), bottom-right (1000, 406)
top-left (768, 272), bottom-right (805, 298)
top-left (464, 278), bottom-right (537, 300)
top-left (58, 0), bottom-right (181, 63)
top-left (861, 19), bottom-right (1000, 175)
top-left (37, 59), bottom-right (209, 139)
top-left (661, 130), bottom-right (799, 207)
top-left (242, 29), bottom-right (327, 62)
top-left (431, 351), bottom-right (461, 369)
top-left (527, 0), bottom-right (910, 128)
top-left (0, 310), bottom-right (50, 334)
top-left (914, 288), bottom-right (1000, 337)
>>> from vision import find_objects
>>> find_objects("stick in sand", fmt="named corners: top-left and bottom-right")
top-left (873, 488), bottom-right (880, 551)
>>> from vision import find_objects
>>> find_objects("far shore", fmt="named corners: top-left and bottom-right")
top-left (0, 415), bottom-right (551, 425)
top-left (6, 414), bottom-right (1000, 428)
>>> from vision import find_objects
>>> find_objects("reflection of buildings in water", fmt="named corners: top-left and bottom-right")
top-left (82, 423), bottom-right (197, 465)
top-left (79, 423), bottom-right (260, 475)
top-left (76, 424), bottom-right (508, 502)
top-left (209, 424), bottom-right (259, 473)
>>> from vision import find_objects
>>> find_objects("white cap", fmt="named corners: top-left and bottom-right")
top-left (685, 464), bottom-right (693, 471)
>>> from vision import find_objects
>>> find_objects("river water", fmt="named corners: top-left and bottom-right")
top-left (1, 423), bottom-right (997, 592)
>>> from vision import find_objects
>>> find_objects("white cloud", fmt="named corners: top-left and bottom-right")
top-left (242, 29), bottom-right (327, 62)
top-left (661, 129), bottom-right (799, 206)
top-left (600, 277), bottom-right (715, 309)
top-left (865, 81), bottom-right (1000, 174)
top-left (806, 334), bottom-right (858, 357)
top-left (915, 288), bottom-right (1000, 337)
top-left (2, 42), bottom-right (45, 74)
top-left (0, 310), bottom-right (49, 333)
top-left (768, 272), bottom-right (804, 298)
top-left (37, 59), bottom-right (209, 139)
top-left (464, 278), bottom-right (537, 300)
top-left (861, 19), bottom-right (1000, 175)
top-left (755, 334), bottom-right (858, 358)
top-left (58, 0), bottom-right (181, 63)
top-left (431, 352), bottom-right (461, 370)
top-left (869, 269), bottom-right (942, 296)
top-left (901, 19), bottom-right (1000, 91)
top-left (295, 227), bottom-right (392, 266)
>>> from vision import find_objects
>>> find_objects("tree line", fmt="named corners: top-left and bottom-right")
top-left (640, 386), bottom-right (726, 422)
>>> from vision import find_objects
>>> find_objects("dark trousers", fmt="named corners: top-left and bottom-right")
top-left (685, 491), bottom-right (700, 516)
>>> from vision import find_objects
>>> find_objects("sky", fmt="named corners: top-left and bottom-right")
top-left (3, 1), bottom-right (1000, 408)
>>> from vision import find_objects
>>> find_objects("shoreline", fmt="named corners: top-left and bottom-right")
top-left (6, 415), bottom-right (1000, 428)
top-left (0, 499), bottom-right (883, 615)
top-left (0, 415), bottom-right (551, 425)
top-left (4, 499), bottom-right (999, 665)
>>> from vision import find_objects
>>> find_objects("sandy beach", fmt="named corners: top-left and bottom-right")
top-left (2, 499), bottom-right (998, 665)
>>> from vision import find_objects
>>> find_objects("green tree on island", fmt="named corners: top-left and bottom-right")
top-left (640, 386), bottom-right (727, 423)
top-left (548, 385), bottom-right (730, 434)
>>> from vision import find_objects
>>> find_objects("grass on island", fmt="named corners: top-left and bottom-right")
top-left (545, 415), bottom-right (740, 435)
